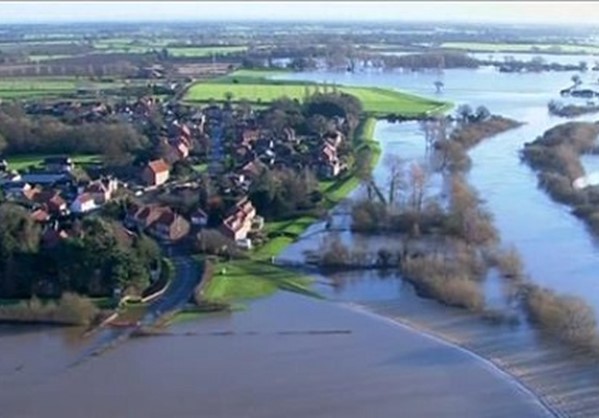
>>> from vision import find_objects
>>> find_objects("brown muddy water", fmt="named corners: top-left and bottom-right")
top-left (0, 292), bottom-right (550, 418)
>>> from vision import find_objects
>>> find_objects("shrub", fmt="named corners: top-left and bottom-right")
top-left (0, 293), bottom-right (98, 326)
top-left (523, 286), bottom-right (598, 350)
top-left (487, 246), bottom-right (524, 280)
top-left (401, 253), bottom-right (485, 312)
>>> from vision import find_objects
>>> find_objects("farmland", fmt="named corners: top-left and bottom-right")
top-left (0, 78), bottom-right (146, 100)
top-left (93, 38), bottom-right (248, 56)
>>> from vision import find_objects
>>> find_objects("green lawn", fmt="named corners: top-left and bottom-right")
top-left (6, 154), bottom-right (102, 171)
top-left (202, 259), bottom-right (318, 303)
top-left (192, 163), bottom-right (208, 173)
top-left (442, 42), bottom-right (599, 54)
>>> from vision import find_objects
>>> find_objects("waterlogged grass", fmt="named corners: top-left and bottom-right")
top-left (203, 259), bottom-right (318, 303)
top-left (6, 154), bottom-right (102, 170)
top-left (442, 42), bottom-right (599, 54)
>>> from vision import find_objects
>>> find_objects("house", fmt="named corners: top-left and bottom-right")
top-left (126, 204), bottom-right (168, 230)
top-left (84, 177), bottom-right (118, 205)
top-left (30, 208), bottom-right (50, 223)
top-left (167, 140), bottom-right (189, 163)
top-left (325, 130), bottom-right (344, 148)
top-left (240, 129), bottom-right (260, 148)
top-left (70, 193), bottom-right (97, 214)
top-left (240, 159), bottom-right (265, 179)
top-left (44, 156), bottom-right (74, 173)
top-left (149, 209), bottom-right (191, 243)
top-left (142, 159), bottom-right (170, 186)
top-left (21, 172), bottom-right (69, 185)
top-left (319, 143), bottom-right (341, 178)
top-left (218, 198), bottom-right (257, 242)
top-left (0, 171), bottom-right (21, 184)
top-left (191, 208), bottom-right (209, 227)
top-left (34, 191), bottom-right (67, 215)
top-left (3, 181), bottom-right (32, 200)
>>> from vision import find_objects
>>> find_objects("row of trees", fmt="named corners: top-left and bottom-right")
top-left (0, 104), bottom-right (149, 166)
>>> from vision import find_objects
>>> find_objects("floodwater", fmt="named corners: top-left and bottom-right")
top-left (4, 58), bottom-right (599, 417)
top-left (0, 294), bottom-right (550, 418)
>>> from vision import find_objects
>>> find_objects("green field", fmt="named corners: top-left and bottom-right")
top-left (0, 78), bottom-right (143, 99)
top-left (184, 81), bottom-right (447, 116)
top-left (6, 154), bottom-right (102, 171)
top-left (442, 42), bottom-right (599, 54)
top-left (202, 259), bottom-right (318, 303)
top-left (167, 46), bottom-right (248, 57)
top-left (94, 38), bottom-right (248, 57)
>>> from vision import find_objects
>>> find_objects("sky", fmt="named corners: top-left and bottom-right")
top-left (0, 1), bottom-right (598, 25)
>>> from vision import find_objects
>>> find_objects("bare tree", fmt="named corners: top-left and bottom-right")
top-left (384, 153), bottom-right (405, 208)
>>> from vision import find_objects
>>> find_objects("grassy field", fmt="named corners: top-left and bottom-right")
top-left (168, 46), bottom-right (248, 57)
top-left (202, 259), bottom-right (318, 303)
top-left (6, 154), bottom-right (102, 171)
top-left (185, 82), bottom-right (447, 116)
top-left (0, 78), bottom-right (128, 99)
top-left (93, 38), bottom-right (248, 57)
top-left (442, 42), bottom-right (599, 54)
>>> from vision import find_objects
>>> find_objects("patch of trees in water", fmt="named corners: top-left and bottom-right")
top-left (317, 110), bottom-right (599, 354)
top-left (522, 121), bottom-right (599, 230)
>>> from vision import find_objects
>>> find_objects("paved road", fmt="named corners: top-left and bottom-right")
top-left (70, 256), bottom-right (203, 365)
top-left (140, 256), bottom-right (202, 326)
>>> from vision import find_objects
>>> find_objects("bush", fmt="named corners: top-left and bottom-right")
top-left (0, 292), bottom-right (98, 326)
top-left (523, 286), bottom-right (598, 350)
top-left (487, 246), bottom-right (524, 280)
top-left (401, 253), bottom-right (485, 312)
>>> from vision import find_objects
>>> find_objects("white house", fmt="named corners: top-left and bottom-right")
top-left (70, 193), bottom-right (97, 213)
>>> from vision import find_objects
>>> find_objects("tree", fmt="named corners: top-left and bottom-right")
top-left (474, 105), bottom-right (491, 122)
top-left (224, 91), bottom-right (234, 102)
top-left (456, 104), bottom-right (473, 124)
top-left (384, 154), bottom-right (405, 208)
top-left (306, 114), bottom-right (330, 136)
top-left (434, 80), bottom-right (444, 94)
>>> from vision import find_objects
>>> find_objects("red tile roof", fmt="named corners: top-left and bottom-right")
top-left (147, 159), bottom-right (169, 174)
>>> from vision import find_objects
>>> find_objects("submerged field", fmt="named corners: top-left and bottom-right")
top-left (184, 70), bottom-right (448, 116)
top-left (442, 41), bottom-right (599, 54)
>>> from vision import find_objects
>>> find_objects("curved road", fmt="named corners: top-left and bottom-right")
top-left (71, 256), bottom-right (202, 365)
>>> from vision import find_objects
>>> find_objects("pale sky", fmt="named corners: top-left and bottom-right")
top-left (0, 1), bottom-right (598, 25)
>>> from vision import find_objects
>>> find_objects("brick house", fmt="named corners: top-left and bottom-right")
top-left (218, 198), bottom-right (256, 242)
top-left (142, 159), bottom-right (170, 186)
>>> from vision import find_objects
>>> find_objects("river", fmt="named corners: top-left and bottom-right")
top-left (2, 63), bottom-right (599, 417)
